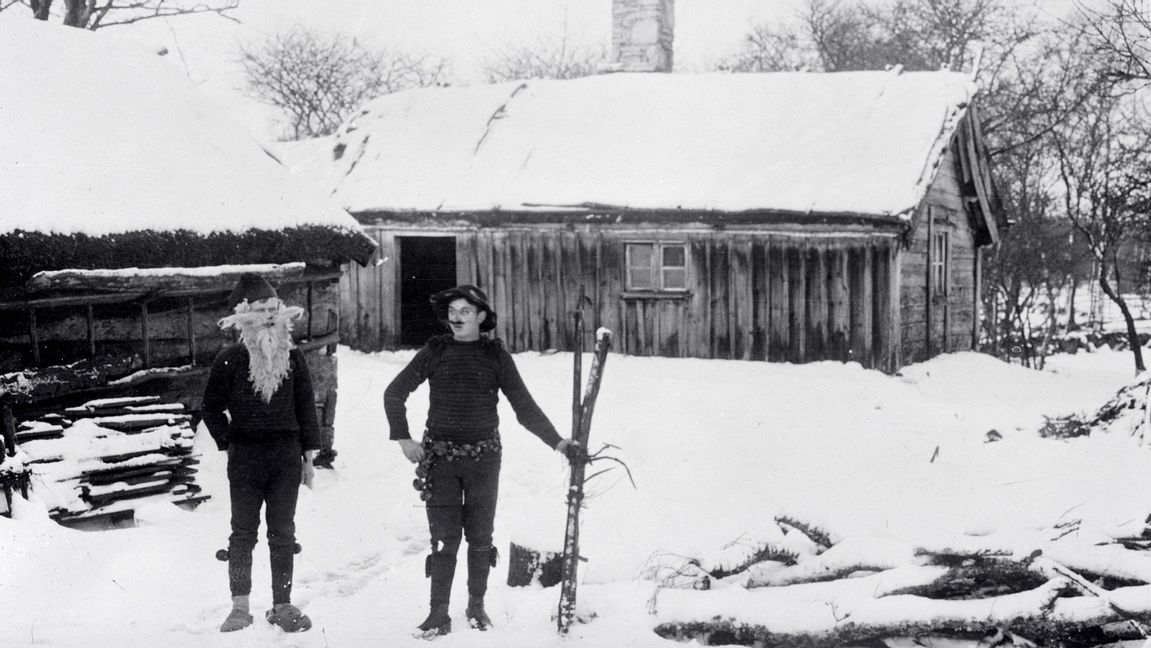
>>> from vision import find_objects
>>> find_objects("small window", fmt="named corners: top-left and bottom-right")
top-left (931, 230), bottom-right (950, 295)
top-left (626, 242), bottom-right (688, 291)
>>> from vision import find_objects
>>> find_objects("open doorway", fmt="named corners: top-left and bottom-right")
top-left (399, 236), bottom-right (457, 347)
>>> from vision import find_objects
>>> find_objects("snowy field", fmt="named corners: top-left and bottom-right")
top-left (1, 344), bottom-right (1149, 647)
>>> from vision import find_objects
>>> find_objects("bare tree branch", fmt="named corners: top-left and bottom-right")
top-left (240, 27), bottom-right (449, 140)
top-left (9, 0), bottom-right (237, 28)
top-left (481, 33), bottom-right (604, 82)
top-left (1080, 0), bottom-right (1151, 83)
top-left (86, 0), bottom-right (240, 29)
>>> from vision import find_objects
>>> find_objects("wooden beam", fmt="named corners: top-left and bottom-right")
top-left (926, 205), bottom-right (935, 360)
top-left (973, 246), bottom-right (982, 350)
top-left (827, 244), bottom-right (848, 361)
top-left (25, 265), bottom-right (339, 294)
top-left (789, 246), bottom-right (807, 363)
top-left (185, 298), bottom-right (197, 365)
top-left (891, 244), bottom-right (903, 370)
top-left (28, 308), bottom-right (40, 366)
top-left (806, 245), bottom-right (827, 360)
top-left (767, 240), bottom-right (788, 362)
top-left (86, 303), bottom-right (96, 357)
top-left (306, 281), bottom-right (314, 340)
top-left (140, 302), bottom-right (151, 368)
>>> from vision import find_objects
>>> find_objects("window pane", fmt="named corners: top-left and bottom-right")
top-left (663, 267), bottom-right (687, 289)
top-left (627, 243), bottom-right (655, 290)
top-left (628, 243), bottom-right (653, 270)
top-left (629, 267), bottom-right (654, 289)
top-left (662, 245), bottom-right (685, 267)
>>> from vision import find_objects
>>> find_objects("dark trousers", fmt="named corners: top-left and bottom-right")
top-left (425, 454), bottom-right (500, 604)
top-left (227, 438), bottom-right (302, 604)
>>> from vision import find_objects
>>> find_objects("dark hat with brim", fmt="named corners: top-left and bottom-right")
top-left (430, 284), bottom-right (497, 332)
top-left (228, 272), bottom-right (278, 309)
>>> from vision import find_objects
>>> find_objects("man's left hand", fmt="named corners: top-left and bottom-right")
top-left (301, 459), bottom-right (315, 489)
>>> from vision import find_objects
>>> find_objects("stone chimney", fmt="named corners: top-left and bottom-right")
top-left (611, 0), bottom-right (674, 73)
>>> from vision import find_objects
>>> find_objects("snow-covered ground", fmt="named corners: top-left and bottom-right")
top-left (1, 344), bottom-right (1149, 647)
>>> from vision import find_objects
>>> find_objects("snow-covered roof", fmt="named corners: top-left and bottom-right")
top-left (0, 15), bottom-right (373, 262)
top-left (290, 69), bottom-right (980, 219)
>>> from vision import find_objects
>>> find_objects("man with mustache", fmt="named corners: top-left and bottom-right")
top-left (385, 284), bottom-right (575, 639)
top-left (201, 273), bottom-right (319, 633)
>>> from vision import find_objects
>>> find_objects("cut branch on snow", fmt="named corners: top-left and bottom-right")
top-left (775, 515), bottom-right (835, 551)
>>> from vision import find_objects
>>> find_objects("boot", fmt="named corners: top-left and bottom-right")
top-left (465, 546), bottom-right (496, 630)
top-left (417, 603), bottom-right (452, 638)
top-left (265, 603), bottom-right (312, 633)
top-left (465, 595), bottom-right (491, 631)
top-left (219, 595), bottom-right (253, 632)
top-left (416, 552), bottom-right (456, 639)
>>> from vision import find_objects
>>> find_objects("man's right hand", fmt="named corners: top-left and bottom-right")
top-left (399, 438), bottom-right (424, 464)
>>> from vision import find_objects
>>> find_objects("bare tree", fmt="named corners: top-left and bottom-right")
top-left (1081, 0), bottom-right (1151, 84)
top-left (1, 0), bottom-right (238, 29)
top-left (481, 34), bottom-right (604, 82)
top-left (1051, 89), bottom-right (1151, 372)
top-left (719, 20), bottom-right (813, 72)
top-left (239, 27), bottom-right (448, 140)
top-left (722, 0), bottom-right (1011, 74)
top-left (982, 140), bottom-right (1092, 367)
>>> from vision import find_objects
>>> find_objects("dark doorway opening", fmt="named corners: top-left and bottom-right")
top-left (399, 236), bottom-right (457, 347)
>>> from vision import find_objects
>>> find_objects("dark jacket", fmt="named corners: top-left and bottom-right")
top-left (384, 335), bottom-right (561, 448)
top-left (201, 344), bottom-right (321, 451)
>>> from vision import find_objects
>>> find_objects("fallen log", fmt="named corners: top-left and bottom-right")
top-left (653, 579), bottom-right (1151, 648)
top-left (885, 556), bottom-right (1047, 599)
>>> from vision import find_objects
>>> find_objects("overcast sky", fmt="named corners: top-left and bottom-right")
top-left (113, 0), bottom-right (1086, 140)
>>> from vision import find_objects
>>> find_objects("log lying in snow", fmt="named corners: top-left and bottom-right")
top-left (653, 579), bottom-right (1151, 648)
top-left (884, 556), bottom-right (1048, 599)
top-left (649, 518), bottom-right (1151, 647)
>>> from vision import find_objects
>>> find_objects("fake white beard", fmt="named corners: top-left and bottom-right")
top-left (218, 304), bottom-right (305, 403)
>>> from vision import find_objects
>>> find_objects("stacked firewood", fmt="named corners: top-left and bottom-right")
top-left (15, 395), bottom-right (207, 524)
top-left (647, 516), bottom-right (1151, 647)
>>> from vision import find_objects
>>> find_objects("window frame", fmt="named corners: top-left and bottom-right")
top-left (931, 229), bottom-right (950, 298)
top-left (624, 241), bottom-right (690, 294)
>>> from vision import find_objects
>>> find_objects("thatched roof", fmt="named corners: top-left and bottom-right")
top-left (0, 16), bottom-right (376, 288)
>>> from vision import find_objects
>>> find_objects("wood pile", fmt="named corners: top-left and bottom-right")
top-left (647, 517), bottom-right (1151, 647)
top-left (14, 395), bottom-right (208, 525)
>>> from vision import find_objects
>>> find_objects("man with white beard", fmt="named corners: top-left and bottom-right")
top-left (201, 273), bottom-right (319, 633)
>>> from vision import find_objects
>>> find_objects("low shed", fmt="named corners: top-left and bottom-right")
top-left (282, 68), bottom-right (1003, 372)
top-left (0, 17), bottom-right (375, 522)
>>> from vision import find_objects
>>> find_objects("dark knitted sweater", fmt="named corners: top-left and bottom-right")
top-left (384, 335), bottom-right (561, 448)
top-left (201, 344), bottom-right (321, 451)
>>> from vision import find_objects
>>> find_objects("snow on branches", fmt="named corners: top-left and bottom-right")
top-left (646, 516), bottom-right (1151, 647)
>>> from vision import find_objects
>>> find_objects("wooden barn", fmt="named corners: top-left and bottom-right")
top-left (0, 17), bottom-right (375, 523)
top-left (281, 64), bottom-right (1002, 372)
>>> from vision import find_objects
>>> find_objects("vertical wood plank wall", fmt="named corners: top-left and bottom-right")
top-left (343, 225), bottom-right (903, 371)
top-left (899, 144), bottom-right (981, 365)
